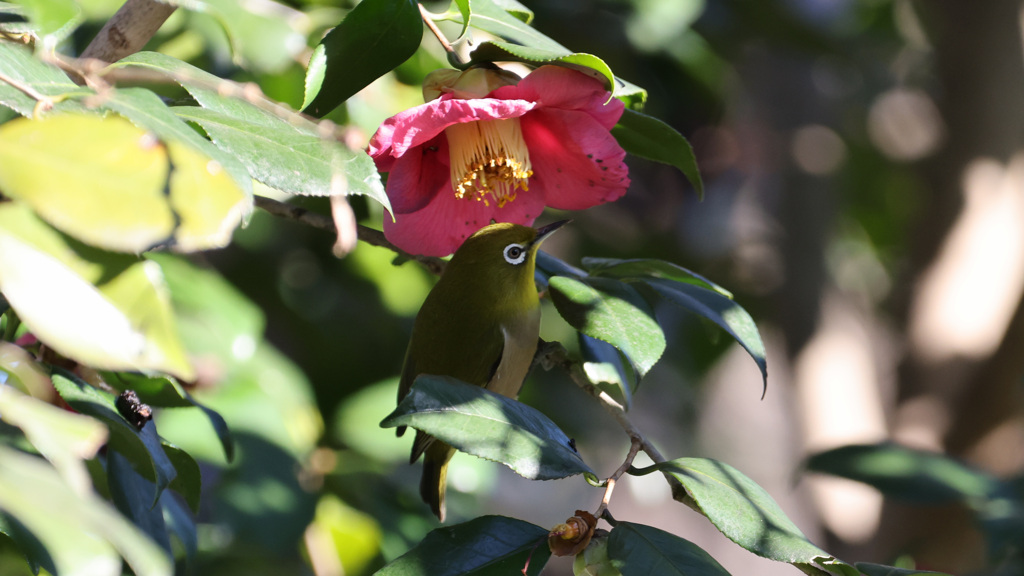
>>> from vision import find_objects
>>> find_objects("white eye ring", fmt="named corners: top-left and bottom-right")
top-left (503, 243), bottom-right (527, 265)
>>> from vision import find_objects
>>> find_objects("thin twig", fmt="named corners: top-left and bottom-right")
top-left (80, 0), bottom-right (177, 64)
top-left (252, 196), bottom-right (447, 275)
top-left (0, 70), bottom-right (54, 113)
top-left (419, 4), bottom-right (455, 55)
top-left (594, 436), bottom-right (642, 518)
top-left (536, 340), bottom-right (684, 499)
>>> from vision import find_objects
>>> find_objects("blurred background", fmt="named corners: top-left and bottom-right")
top-left (18, 0), bottom-right (1024, 574)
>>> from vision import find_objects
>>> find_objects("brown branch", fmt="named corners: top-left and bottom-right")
top-left (419, 4), bottom-right (455, 55)
top-left (252, 196), bottom-right (447, 275)
top-left (0, 70), bottom-right (54, 114)
top-left (593, 436), bottom-right (642, 519)
top-left (81, 0), bottom-right (176, 64)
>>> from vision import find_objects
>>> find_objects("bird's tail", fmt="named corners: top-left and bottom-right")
top-left (420, 442), bottom-right (455, 522)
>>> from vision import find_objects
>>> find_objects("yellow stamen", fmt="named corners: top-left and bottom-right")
top-left (445, 118), bottom-right (533, 208)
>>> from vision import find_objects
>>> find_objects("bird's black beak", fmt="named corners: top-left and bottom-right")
top-left (533, 219), bottom-right (570, 246)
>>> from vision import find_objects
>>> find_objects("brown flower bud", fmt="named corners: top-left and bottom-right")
top-left (548, 510), bottom-right (598, 556)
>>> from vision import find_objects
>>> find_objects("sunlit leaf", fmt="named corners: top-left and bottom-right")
top-left (612, 108), bottom-right (703, 198)
top-left (644, 278), bottom-right (766, 396)
top-left (632, 459), bottom-right (859, 576)
top-left (579, 332), bottom-right (634, 409)
top-left (0, 341), bottom-right (52, 398)
top-left (0, 204), bottom-right (194, 379)
top-left (0, 36), bottom-right (82, 117)
top-left (608, 522), bottom-right (730, 576)
top-left (582, 257), bottom-right (731, 297)
top-left (0, 444), bottom-right (172, 576)
top-left (548, 275), bottom-right (665, 378)
top-left (302, 0), bottom-right (421, 116)
top-left (0, 114), bottom-right (173, 252)
top-left (18, 0), bottom-right (81, 49)
top-left (162, 443), bottom-right (202, 514)
top-left (376, 515), bottom-right (550, 576)
top-left (448, 0), bottom-right (565, 53)
top-left (468, 40), bottom-right (615, 93)
top-left (380, 375), bottom-right (593, 480)
top-left (185, 0), bottom-right (308, 74)
top-left (855, 563), bottom-right (954, 576)
top-left (0, 385), bottom-right (107, 495)
top-left (111, 52), bottom-right (391, 212)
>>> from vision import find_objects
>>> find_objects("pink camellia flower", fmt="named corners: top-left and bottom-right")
top-left (368, 65), bottom-right (630, 256)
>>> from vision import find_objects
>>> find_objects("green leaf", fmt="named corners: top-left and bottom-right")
top-left (0, 385), bottom-right (107, 495)
top-left (0, 42), bottom-right (88, 116)
top-left (107, 446), bottom-right (172, 554)
top-left (112, 52), bottom-right (391, 212)
top-left (855, 563), bottom-right (954, 576)
top-left (18, 0), bottom-right (81, 49)
top-left (582, 257), bottom-right (732, 297)
top-left (380, 375), bottom-right (593, 480)
top-left (468, 40), bottom-right (615, 94)
top-left (0, 444), bottom-right (173, 576)
top-left (612, 108), bottom-right (703, 198)
top-left (52, 370), bottom-right (177, 503)
top-left (579, 332), bottom-right (634, 409)
top-left (632, 458), bottom-right (859, 576)
top-left (160, 491), bottom-right (197, 568)
top-left (183, 0), bottom-right (308, 74)
top-left (643, 278), bottom-right (767, 396)
top-left (0, 111), bottom-right (248, 253)
top-left (302, 0), bottom-right (421, 116)
top-left (100, 86), bottom-right (254, 214)
top-left (608, 522), bottom-right (730, 576)
top-left (448, 0), bottom-right (566, 53)
top-left (0, 204), bottom-right (194, 379)
top-left (375, 515), bottom-right (550, 576)
top-left (804, 443), bottom-right (1010, 504)
top-left (162, 443), bottom-right (202, 514)
top-left (548, 275), bottom-right (665, 378)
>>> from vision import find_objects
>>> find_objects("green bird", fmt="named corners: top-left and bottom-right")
top-left (396, 220), bottom-right (568, 521)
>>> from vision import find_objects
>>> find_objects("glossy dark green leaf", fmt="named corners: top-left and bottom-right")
top-left (52, 370), bottom-right (177, 503)
top-left (162, 443), bottom-right (202, 514)
top-left (855, 563), bottom-right (953, 576)
top-left (302, 0), bottom-right (422, 116)
top-left (161, 491), bottom-right (197, 569)
top-left (101, 370), bottom-right (235, 463)
top-left (107, 447), bottom-right (172, 554)
top-left (612, 108), bottom-right (703, 198)
top-left (375, 515), bottom-right (550, 576)
top-left (535, 250), bottom-right (586, 287)
top-left (579, 332), bottom-right (634, 409)
top-left (608, 522), bottom-right (730, 576)
top-left (632, 458), bottom-right (859, 576)
top-left (644, 278), bottom-right (767, 396)
top-left (0, 40), bottom-right (88, 117)
top-left (448, 0), bottom-right (565, 53)
top-left (380, 375), bottom-right (593, 480)
top-left (548, 275), bottom-right (665, 378)
top-left (468, 40), bottom-right (615, 93)
top-left (582, 257), bottom-right (731, 297)
top-left (805, 443), bottom-right (1009, 504)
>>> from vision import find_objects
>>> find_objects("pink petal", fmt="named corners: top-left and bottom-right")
top-left (522, 109), bottom-right (629, 210)
top-left (383, 187), bottom-right (545, 257)
top-left (369, 95), bottom-right (536, 160)
top-left (493, 66), bottom-right (624, 130)
top-left (384, 135), bottom-right (450, 214)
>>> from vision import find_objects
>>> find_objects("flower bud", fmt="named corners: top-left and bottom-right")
top-left (548, 510), bottom-right (597, 556)
top-left (422, 66), bottom-right (521, 101)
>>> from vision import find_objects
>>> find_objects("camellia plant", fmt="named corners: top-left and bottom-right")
top-left (0, 0), bottom-right (987, 575)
